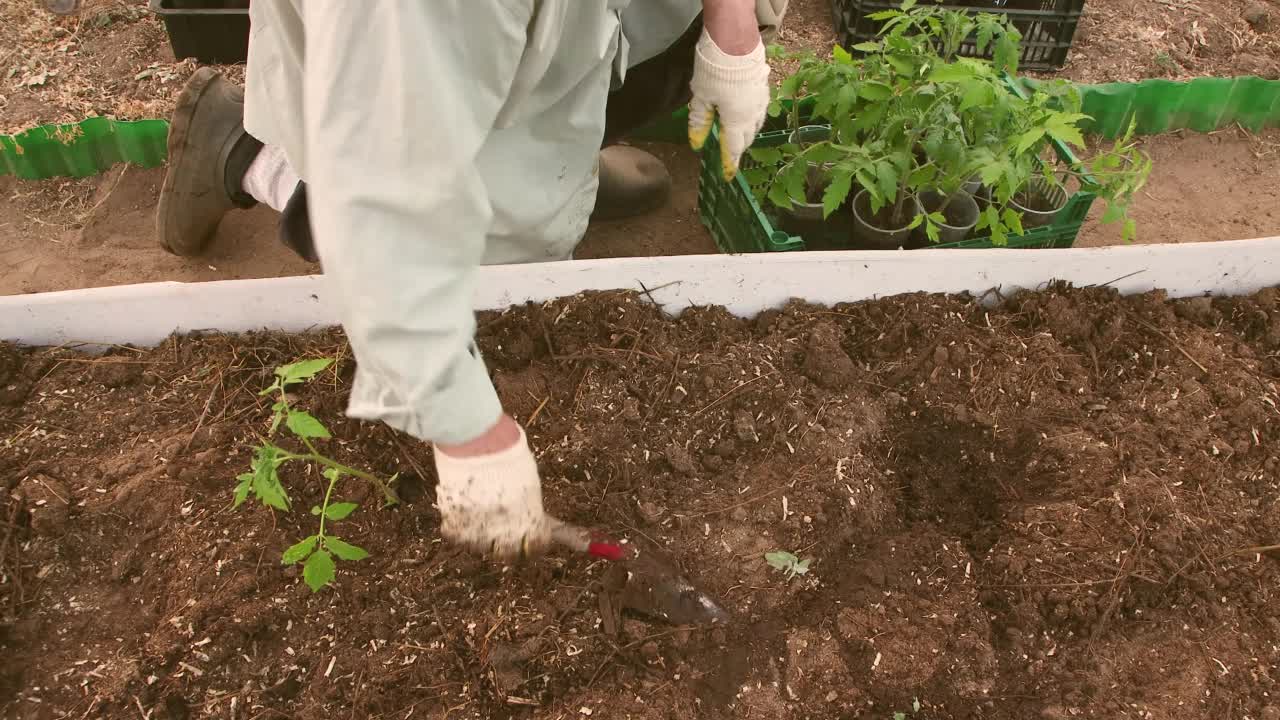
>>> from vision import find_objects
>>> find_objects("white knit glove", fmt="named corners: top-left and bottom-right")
top-left (433, 427), bottom-right (550, 560)
top-left (687, 29), bottom-right (771, 182)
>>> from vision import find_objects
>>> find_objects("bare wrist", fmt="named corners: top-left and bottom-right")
top-left (436, 413), bottom-right (522, 458)
top-left (702, 0), bottom-right (761, 55)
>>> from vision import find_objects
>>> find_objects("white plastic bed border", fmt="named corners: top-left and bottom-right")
top-left (3, 238), bottom-right (1279, 349)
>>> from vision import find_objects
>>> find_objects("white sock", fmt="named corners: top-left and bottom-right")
top-left (241, 143), bottom-right (300, 212)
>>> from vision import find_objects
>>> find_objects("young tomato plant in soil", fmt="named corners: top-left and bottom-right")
top-left (234, 358), bottom-right (398, 591)
top-left (765, 550), bottom-right (813, 581)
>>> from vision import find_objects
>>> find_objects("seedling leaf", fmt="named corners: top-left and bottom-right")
top-left (1001, 208), bottom-right (1026, 238)
top-left (822, 169), bottom-right (853, 219)
top-left (233, 473), bottom-right (253, 507)
top-left (282, 536), bottom-right (318, 565)
top-left (748, 146), bottom-right (782, 166)
top-left (250, 445), bottom-right (289, 510)
top-left (765, 551), bottom-right (798, 570)
top-left (276, 358), bottom-right (333, 386)
top-left (303, 549), bottom-right (336, 591)
top-left (1015, 128), bottom-right (1045, 155)
top-left (286, 410), bottom-right (331, 439)
top-left (1045, 113), bottom-right (1090, 148)
top-left (324, 502), bottom-right (358, 521)
top-left (325, 536), bottom-right (369, 561)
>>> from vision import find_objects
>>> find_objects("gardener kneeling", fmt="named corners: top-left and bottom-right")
top-left (155, 1), bottom-right (782, 558)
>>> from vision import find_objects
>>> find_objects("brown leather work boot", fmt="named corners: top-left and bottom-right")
top-left (590, 145), bottom-right (672, 222)
top-left (157, 68), bottom-right (262, 256)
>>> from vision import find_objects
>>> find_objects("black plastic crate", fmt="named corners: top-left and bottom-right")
top-left (150, 0), bottom-right (251, 65)
top-left (831, 0), bottom-right (1084, 72)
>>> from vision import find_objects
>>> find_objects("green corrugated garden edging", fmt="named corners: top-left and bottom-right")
top-left (3, 76), bottom-right (1278, 181)
top-left (1075, 75), bottom-right (1280, 138)
top-left (1, 117), bottom-right (168, 180)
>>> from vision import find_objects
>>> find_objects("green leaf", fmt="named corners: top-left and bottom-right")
top-left (282, 535), bottom-right (318, 565)
top-left (835, 83), bottom-right (860, 120)
top-left (742, 166), bottom-right (772, 190)
top-left (886, 54), bottom-right (914, 76)
top-left (866, 10), bottom-right (900, 21)
top-left (1100, 203), bottom-right (1124, 224)
top-left (822, 169), bottom-right (854, 219)
top-left (250, 445), bottom-right (289, 510)
top-left (960, 81), bottom-right (992, 111)
top-left (1045, 113), bottom-right (1089, 148)
top-left (832, 45), bottom-right (853, 64)
top-left (907, 214), bottom-right (924, 230)
top-left (783, 162), bottom-right (807, 205)
top-left (233, 474), bottom-right (253, 508)
top-left (858, 82), bottom-right (893, 101)
top-left (1122, 218), bottom-right (1137, 243)
top-left (778, 73), bottom-right (802, 99)
top-left (928, 212), bottom-right (947, 225)
top-left (804, 144), bottom-right (844, 164)
top-left (927, 63), bottom-right (972, 83)
top-left (767, 179), bottom-right (793, 209)
top-left (258, 381), bottom-right (281, 397)
top-left (1015, 128), bottom-right (1046, 155)
top-left (900, 0), bottom-right (917, 11)
top-left (989, 206), bottom-right (1008, 246)
top-left (765, 551), bottom-right (798, 570)
top-left (303, 549), bottom-right (336, 592)
top-left (874, 160), bottom-right (899, 204)
top-left (913, 697), bottom-right (922, 713)
top-left (275, 358), bottom-right (334, 386)
top-left (311, 505), bottom-right (323, 516)
top-left (324, 502), bottom-right (359, 521)
top-left (851, 41), bottom-right (881, 52)
top-left (325, 536), bottom-right (369, 561)
top-left (748, 146), bottom-right (783, 167)
top-left (908, 164), bottom-right (937, 187)
top-left (975, 23), bottom-right (996, 54)
top-left (323, 467), bottom-right (341, 482)
top-left (925, 220), bottom-right (940, 243)
top-left (286, 410), bottom-right (331, 439)
top-left (1002, 208), bottom-right (1026, 238)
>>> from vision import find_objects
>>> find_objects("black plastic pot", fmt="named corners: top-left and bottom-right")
top-left (150, 0), bottom-right (251, 65)
top-left (1011, 178), bottom-right (1070, 229)
top-left (850, 189), bottom-right (913, 250)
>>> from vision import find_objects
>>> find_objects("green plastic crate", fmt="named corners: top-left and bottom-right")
top-left (698, 126), bottom-right (1095, 253)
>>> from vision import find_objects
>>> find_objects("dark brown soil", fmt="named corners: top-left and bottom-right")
top-left (3, 284), bottom-right (1279, 719)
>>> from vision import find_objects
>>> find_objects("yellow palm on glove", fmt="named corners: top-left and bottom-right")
top-left (687, 30), bottom-right (771, 182)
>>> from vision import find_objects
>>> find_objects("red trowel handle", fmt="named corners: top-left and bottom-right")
top-left (549, 518), bottom-right (628, 561)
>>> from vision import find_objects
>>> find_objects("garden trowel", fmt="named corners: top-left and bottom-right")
top-left (549, 518), bottom-right (731, 627)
